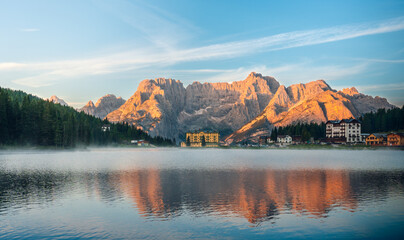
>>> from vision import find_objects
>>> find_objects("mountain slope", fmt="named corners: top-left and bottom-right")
top-left (80, 94), bottom-right (125, 119)
top-left (48, 95), bottom-right (68, 106)
top-left (106, 73), bottom-right (280, 139)
top-left (105, 72), bottom-right (394, 141)
top-left (225, 85), bottom-right (394, 144)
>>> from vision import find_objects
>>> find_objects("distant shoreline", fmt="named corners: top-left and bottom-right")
top-left (1, 144), bottom-right (403, 151)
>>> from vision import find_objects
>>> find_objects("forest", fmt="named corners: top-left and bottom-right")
top-left (270, 122), bottom-right (326, 142)
top-left (0, 87), bottom-right (173, 147)
top-left (359, 106), bottom-right (404, 133)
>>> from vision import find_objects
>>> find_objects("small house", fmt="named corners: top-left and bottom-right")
top-left (259, 136), bottom-right (269, 146)
top-left (387, 133), bottom-right (404, 146)
top-left (365, 133), bottom-right (387, 146)
top-left (101, 124), bottom-right (111, 132)
top-left (277, 135), bottom-right (292, 144)
top-left (292, 135), bottom-right (302, 144)
top-left (137, 140), bottom-right (149, 146)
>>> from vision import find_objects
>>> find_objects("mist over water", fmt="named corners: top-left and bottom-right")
top-left (1, 149), bottom-right (404, 239)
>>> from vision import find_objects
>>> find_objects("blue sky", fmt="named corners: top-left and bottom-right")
top-left (1, 0), bottom-right (404, 107)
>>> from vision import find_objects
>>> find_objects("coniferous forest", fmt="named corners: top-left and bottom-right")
top-left (0, 87), bottom-right (173, 147)
top-left (360, 107), bottom-right (404, 133)
top-left (270, 122), bottom-right (326, 142)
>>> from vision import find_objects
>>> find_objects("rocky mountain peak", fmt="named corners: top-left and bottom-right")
top-left (243, 72), bottom-right (280, 92)
top-left (224, 77), bottom-right (394, 144)
top-left (341, 87), bottom-right (359, 96)
top-left (95, 94), bottom-right (124, 108)
top-left (85, 100), bottom-right (95, 107)
top-left (80, 94), bottom-right (125, 119)
top-left (102, 72), bottom-right (393, 142)
top-left (49, 95), bottom-right (68, 106)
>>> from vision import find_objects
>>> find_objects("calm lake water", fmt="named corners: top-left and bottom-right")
top-left (1, 148), bottom-right (404, 239)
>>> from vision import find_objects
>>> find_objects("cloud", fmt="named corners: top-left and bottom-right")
top-left (0, 62), bottom-right (27, 70)
top-left (20, 28), bottom-right (40, 32)
top-left (352, 58), bottom-right (404, 63)
top-left (3, 16), bottom-right (404, 87)
top-left (186, 62), bottom-right (368, 86)
top-left (94, 0), bottom-right (198, 49)
top-left (357, 82), bottom-right (404, 92)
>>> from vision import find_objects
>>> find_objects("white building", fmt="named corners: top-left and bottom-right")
top-left (326, 119), bottom-right (361, 143)
top-left (101, 124), bottom-right (111, 132)
top-left (277, 135), bottom-right (292, 144)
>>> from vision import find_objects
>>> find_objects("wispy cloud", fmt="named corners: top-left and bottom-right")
top-left (3, 16), bottom-right (404, 87)
top-left (351, 58), bottom-right (404, 63)
top-left (94, 0), bottom-right (198, 49)
top-left (187, 62), bottom-right (368, 86)
top-left (20, 28), bottom-right (40, 32)
top-left (357, 82), bottom-right (404, 92)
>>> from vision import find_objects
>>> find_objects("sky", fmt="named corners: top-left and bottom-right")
top-left (0, 0), bottom-right (404, 108)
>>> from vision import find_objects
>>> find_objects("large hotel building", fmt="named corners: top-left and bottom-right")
top-left (326, 119), bottom-right (361, 143)
top-left (183, 131), bottom-right (220, 147)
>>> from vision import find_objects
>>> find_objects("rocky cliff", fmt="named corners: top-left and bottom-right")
top-left (104, 72), bottom-right (394, 142)
top-left (106, 73), bottom-right (280, 139)
top-left (225, 83), bottom-right (394, 144)
top-left (48, 95), bottom-right (68, 106)
top-left (80, 94), bottom-right (125, 119)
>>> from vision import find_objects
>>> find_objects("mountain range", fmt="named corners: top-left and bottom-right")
top-left (80, 94), bottom-right (126, 119)
top-left (78, 72), bottom-right (394, 143)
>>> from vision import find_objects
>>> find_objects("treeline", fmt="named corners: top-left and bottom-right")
top-left (360, 106), bottom-right (404, 133)
top-left (0, 87), bottom-right (173, 147)
top-left (270, 122), bottom-right (325, 142)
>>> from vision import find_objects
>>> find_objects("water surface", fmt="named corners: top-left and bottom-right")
top-left (1, 149), bottom-right (404, 239)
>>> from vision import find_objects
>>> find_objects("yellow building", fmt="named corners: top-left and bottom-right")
top-left (387, 133), bottom-right (404, 146)
top-left (365, 133), bottom-right (387, 146)
top-left (185, 131), bottom-right (219, 147)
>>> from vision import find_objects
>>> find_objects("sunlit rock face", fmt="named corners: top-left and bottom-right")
top-left (107, 73), bottom-right (280, 140)
top-left (80, 94), bottom-right (125, 119)
top-left (225, 80), bottom-right (394, 144)
top-left (107, 78), bottom-right (186, 139)
top-left (48, 95), bottom-right (68, 106)
top-left (104, 72), bottom-right (393, 141)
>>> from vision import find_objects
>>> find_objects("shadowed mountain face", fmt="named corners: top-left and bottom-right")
top-left (102, 72), bottom-right (393, 141)
top-left (1, 168), bottom-right (403, 225)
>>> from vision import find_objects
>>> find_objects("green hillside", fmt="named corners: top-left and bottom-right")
top-left (0, 87), bottom-right (173, 148)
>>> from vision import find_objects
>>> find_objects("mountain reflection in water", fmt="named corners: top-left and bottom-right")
top-left (1, 168), bottom-right (403, 225)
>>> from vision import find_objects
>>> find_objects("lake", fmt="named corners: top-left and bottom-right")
top-left (1, 148), bottom-right (404, 239)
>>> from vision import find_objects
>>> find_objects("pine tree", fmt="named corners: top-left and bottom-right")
top-left (201, 135), bottom-right (206, 147)
top-left (0, 89), bottom-right (10, 144)
top-left (186, 136), bottom-right (190, 146)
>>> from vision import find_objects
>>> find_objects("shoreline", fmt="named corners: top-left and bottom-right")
top-left (1, 144), bottom-right (403, 151)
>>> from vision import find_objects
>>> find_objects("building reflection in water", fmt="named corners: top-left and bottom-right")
top-left (117, 169), bottom-right (357, 224)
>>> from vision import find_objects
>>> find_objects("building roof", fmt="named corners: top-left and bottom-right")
top-left (369, 133), bottom-right (387, 138)
top-left (326, 119), bottom-right (361, 124)
top-left (188, 130), bottom-right (219, 134)
top-left (277, 135), bottom-right (291, 138)
top-left (387, 132), bottom-right (404, 137)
